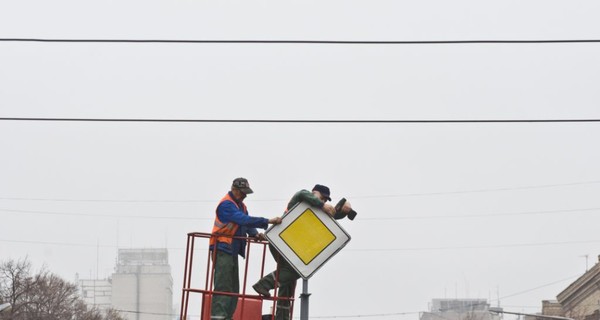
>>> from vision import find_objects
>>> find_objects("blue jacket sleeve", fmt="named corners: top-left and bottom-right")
top-left (217, 201), bottom-right (269, 229)
top-left (246, 227), bottom-right (259, 237)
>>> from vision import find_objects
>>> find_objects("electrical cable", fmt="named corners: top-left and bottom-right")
top-left (2, 238), bottom-right (599, 251)
top-left (112, 308), bottom-right (419, 318)
top-left (0, 208), bottom-right (210, 220)
top-left (361, 207), bottom-right (600, 221)
top-left (349, 240), bottom-right (600, 251)
top-left (351, 180), bottom-right (600, 199)
top-left (0, 197), bottom-right (215, 203)
top-left (2, 117), bottom-right (600, 123)
top-left (0, 239), bottom-right (118, 248)
top-left (1, 180), bottom-right (600, 203)
top-left (310, 311), bottom-right (420, 318)
top-left (498, 274), bottom-right (581, 300)
top-left (1, 38), bottom-right (600, 45)
top-left (2, 206), bottom-right (600, 221)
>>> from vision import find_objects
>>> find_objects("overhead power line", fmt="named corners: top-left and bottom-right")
top-left (0, 208), bottom-right (210, 220)
top-left (3, 238), bottom-right (600, 251)
top-left (362, 207), bottom-right (600, 221)
top-left (2, 117), bottom-right (600, 123)
top-left (352, 180), bottom-right (600, 199)
top-left (498, 274), bottom-right (580, 300)
top-left (114, 308), bottom-right (419, 319)
top-left (0, 196), bottom-right (215, 203)
top-left (1, 179), bottom-right (599, 203)
top-left (1, 38), bottom-right (600, 45)
top-left (349, 239), bottom-right (600, 251)
top-left (311, 311), bottom-right (420, 318)
top-left (2, 206), bottom-right (600, 221)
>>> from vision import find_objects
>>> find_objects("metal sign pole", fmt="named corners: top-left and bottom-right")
top-left (300, 279), bottom-right (310, 320)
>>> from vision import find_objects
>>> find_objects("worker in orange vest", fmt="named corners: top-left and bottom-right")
top-left (210, 177), bottom-right (282, 320)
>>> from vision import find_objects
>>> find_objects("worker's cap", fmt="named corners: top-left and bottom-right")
top-left (312, 184), bottom-right (331, 202)
top-left (232, 177), bottom-right (254, 194)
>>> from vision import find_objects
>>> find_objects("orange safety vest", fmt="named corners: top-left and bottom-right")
top-left (209, 193), bottom-right (247, 247)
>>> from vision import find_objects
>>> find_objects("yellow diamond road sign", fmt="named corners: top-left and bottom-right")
top-left (280, 208), bottom-right (336, 265)
top-left (265, 201), bottom-right (351, 279)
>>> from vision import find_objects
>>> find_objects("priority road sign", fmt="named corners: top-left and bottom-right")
top-left (265, 201), bottom-right (351, 279)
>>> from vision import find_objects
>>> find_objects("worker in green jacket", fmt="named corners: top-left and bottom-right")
top-left (252, 184), bottom-right (352, 320)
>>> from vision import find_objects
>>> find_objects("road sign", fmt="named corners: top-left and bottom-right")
top-left (265, 201), bottom-right (351, 279)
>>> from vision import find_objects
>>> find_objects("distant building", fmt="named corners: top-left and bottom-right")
top-left (534, 255), bottom-right (600, 320)
top-left (111, 248), bottom-right (173, 320)
top-left (541, 300), bottom-right (564, 318)
top-left (420, 299), bottom-right (501, 320)
top-left (77, 275), bottom-right (112, 312)
top-left (77, 248), bottom-right (174, 320)
top-left (555, 255), bottom-right (600, 320)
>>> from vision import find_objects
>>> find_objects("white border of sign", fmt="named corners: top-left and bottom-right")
top-left (265, 201), bottom-right (351, 279)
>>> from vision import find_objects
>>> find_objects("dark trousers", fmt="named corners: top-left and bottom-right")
top-left (254, 245), bottom-right (299, 320)
top-left (211, 251), bottom-right (239, 320)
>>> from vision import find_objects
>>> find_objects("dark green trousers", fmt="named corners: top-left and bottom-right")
top-left (254, 245), bottom-right (299, 320)
top-left (211, 251), bottom-right (239, 320)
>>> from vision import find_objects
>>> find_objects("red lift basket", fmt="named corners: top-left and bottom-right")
top-left (180, 232), bottom-right (296, 320)
top-left (201, 295), bottom-right (262, 320)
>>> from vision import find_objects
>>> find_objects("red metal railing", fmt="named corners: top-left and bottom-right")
top-left (180, 232), bottom-right (295, 320)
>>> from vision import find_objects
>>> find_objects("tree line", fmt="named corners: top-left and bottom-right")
top-left (0, 258), bottom-right (125, 320)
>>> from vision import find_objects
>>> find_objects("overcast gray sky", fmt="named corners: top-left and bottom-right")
top-left (2, 1), bottom-right (600, 319)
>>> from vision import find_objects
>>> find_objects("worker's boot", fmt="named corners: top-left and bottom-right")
top-left (252, 283), bottom-right (271, 297)
top-left (252, 273), bottom-right (275, 297)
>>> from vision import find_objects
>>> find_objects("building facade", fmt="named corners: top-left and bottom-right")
top-left (555, 255), bottom-right (600, 320)
top-left (77, 276), bottom-right (113, 312)
top-left (112, 249), bottom-right (173, 320)
top-left (77, 248), bottom-right (173, 320)
top-left (420, 299), bottom-right (501, 320)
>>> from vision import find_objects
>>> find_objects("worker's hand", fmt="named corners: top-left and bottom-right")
top-left (268, 217), bottom-right (282, 225)
top-left (341, 201), bottom-right (352, 213)
top-left (255, 233), bottom-right (267, 241)
top-left (322, 203), bottom-right (336, 216)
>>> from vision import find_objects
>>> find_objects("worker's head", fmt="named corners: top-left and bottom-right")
top-left (312, 184), bottom-right (331, 202)
top-left (231, 177), bottom-right (253, 200)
